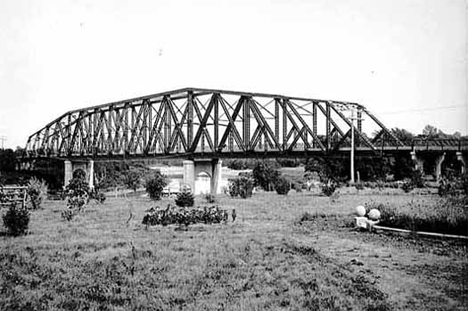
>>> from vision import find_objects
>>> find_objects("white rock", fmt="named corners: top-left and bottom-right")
top-left (355, 205), bottom-right (366, 217)
top-left (368, 209), bottom-right (381, 220)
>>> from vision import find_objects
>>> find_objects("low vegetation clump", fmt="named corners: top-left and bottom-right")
top-left (438, 175), bottom-right (467, 197)
top-left (354, 182), bottom-right (365, 192)
top-left (142, 204), bottom-right (232, 226)
top-left (320, 180), bottom-right (337, 197)
top-left (204, 193), bottom-right (216, 203)
top-left (89, 188), bottom-right (106, 204)
top-left (26, 177), bottom-right (48, 209)
top-left (401, 179), bottom-right (414, 193)
top-left (145, 171), bottom-right (168, 200)
top-left (274, 176), bottom-right (290, 195)
top-left (175, 190), bottom-right (195, 207)
top-left (62, 177), bottom-right (90, 221)
top-left (2, 204), bottom-right (30, 236)
top-left (368, 198), bottom-right (468, 236)
top-left (228, 174), bottom-right (254, 198)
top-left (252, 161), bottom-right (280, 191)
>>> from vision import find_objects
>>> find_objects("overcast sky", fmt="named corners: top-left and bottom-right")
top-left (0, 0), bottom-right (467, 149)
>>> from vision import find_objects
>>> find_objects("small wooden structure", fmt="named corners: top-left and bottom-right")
top-left (0, 186), bottom-right (28, 208)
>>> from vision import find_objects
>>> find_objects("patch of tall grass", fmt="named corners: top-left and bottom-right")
top-left (367, 197), bottom-right (468, 236)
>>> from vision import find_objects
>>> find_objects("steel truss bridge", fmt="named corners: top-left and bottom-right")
top-left (24, 88), bottom-right (467, 160)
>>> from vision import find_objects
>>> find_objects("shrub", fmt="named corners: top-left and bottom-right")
top-left (90, 189), bottom-right (106, 204)
top-left (65, 177), bottom-right (90, 199)
top-left (2, 204), bottom-right (30, 236)
top-left (410, 169), bottom-right (425, 188)
top-left (229, 174), bottom-right (254, 199)
top-left (274, 176), bottom-right (290, 195)
top-left (320, 181), bottom-right (337, 197)
top-left (123, 170), bottom-right (141, 191)
top-left (142, 205), bottom-right (230, 226)
top-left (145, 171), bottom-right (168, 200)
top-left (252, 161), bottom-right (280, 191)
top-left (204, 193), bottom-right (216, 203)
top-left (354, 182), bottom-right (365, 192)
top-left (438, 175), bottom-right (467, 197)
top-left (292, 182), bottom-right (303, 192)
top-left (375, 198), bottom-right (468, 235)
top-left (401, 179), bottom-right (414, 193)
top-left (27, 177), bottom-right (48, 209)
top-left (62, 196), bottom-right (87, 221)
top-left (175, 190), bottom-right (195, 207)
top-left (62, 177), bottom-right (90, 221)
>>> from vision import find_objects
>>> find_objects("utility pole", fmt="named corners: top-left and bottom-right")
top-left (350, 109), bottom-right (355, 184)
top-left (0, 136), bottom-right (6, 150)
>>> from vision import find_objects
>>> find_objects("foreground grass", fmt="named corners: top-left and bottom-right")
top-left (1, 192), bottom-right (467, 310)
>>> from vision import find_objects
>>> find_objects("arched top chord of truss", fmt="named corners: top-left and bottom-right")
top-left (24, 87), bottom-right (465, 159)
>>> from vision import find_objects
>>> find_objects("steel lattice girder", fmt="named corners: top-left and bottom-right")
top-left (25, 87), bottom-right (411, 159)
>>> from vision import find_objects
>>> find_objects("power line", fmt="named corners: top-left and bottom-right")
top-left (377, 105), bottom-right (466, 115)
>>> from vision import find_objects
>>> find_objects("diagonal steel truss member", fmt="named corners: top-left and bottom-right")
top-left (25, 87), bottom-right (407, 159)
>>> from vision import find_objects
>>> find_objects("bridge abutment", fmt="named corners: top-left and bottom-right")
top-left (456, 152), bottom-right (466, 175)
top-left (183, 159), bottom-right (222, 194)
top-left (435, 153), bottom-right (445, 180)
top-left (410, 151), bottom-right (425, 173)
top-left (63, 159), bottom-right (95, 190)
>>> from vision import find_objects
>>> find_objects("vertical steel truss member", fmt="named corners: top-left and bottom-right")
top-left (25, 88), bottom-right (409, 159)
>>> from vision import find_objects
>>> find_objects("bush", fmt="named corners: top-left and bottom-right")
top-left (375, 198), bottom-right (468, 235)
top-left (145, 171), bottom-right (168, 200)
top-left (354, 182), bottom-right (365, 192)
top-left (438, 175), bottom-right (467, 197)
top-left (274, 176), bottom-right (290, 195)
top-left (62, 177), bottom-right (90, 221)
top-left (27, 177), bottom-right (48, 209)
top-left (142, 205), bottom-right (230, 226)
top-left (90, 189), bottom-right (106, 204)
top-left (175, 190), bottom-right (195, 207)
top-left (320, 181), bottom-right (337, 197)
top-left (252, 161), bottom-right (280, 191)
top-left (401, 179), bottom-right (414, 193)
top-left (229, 174), bottom-right (254, 199)
top-left (65, 177), bottom-right (90, 199)
top-left (410, 169), bottom-right (425, 188)
top-left (124, 170), bottom-right (141, 191)
top-left (2, 204), bottom-right (30, 236)
top-left (204, 193), bottom-right (216, 203)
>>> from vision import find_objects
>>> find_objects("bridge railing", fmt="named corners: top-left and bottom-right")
top-left (409, 138), bottom-right (468, 151)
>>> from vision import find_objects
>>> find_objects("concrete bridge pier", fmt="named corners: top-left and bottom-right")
top-left (64, 159), bottom-right (95, 190)
top-left (410, 151), bottom-right (424, 173)
top-left (435, 153), bottom-right (445, 181)
top-left (183, 159), bottom-right (222, 195)
top-left (456, 152), bottom-right (466, 175)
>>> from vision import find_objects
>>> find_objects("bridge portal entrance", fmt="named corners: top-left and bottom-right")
top-left (64, 160), bottom-right (95, 190)
top-left (183, 159), bottom-right (222, 195)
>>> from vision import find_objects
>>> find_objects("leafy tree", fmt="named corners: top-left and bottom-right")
top-left (0, 149), bottom-right (16, 173)
top-left (422, 124), bottom-right (439, 138)
top-left (393, 155), bottom-right (415, 181)
top-left (2, 204), bottom-right (30, 236)
top-left (305, 157), bottom-right (348, 183)
top-left (145, 171), bottom-right (168, 200)
top-left (274, 176), bottom-right (290, 195)
top-left (27, 177), bottom-right (48, 209)
top-left (252, 161), bottom-right (280, 191)
top-left (229, 174), bottom-right (254, 198)
top-left (124, 169), bottom-right (141, 191)
top-left (391, 128), bottom-right (414, 142)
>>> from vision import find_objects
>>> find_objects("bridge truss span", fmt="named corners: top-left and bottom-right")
top-left (25, 88), bottom-right (405, 159)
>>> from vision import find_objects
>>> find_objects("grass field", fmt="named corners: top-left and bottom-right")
top-left (1, 191), bottom-right (467, 310)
